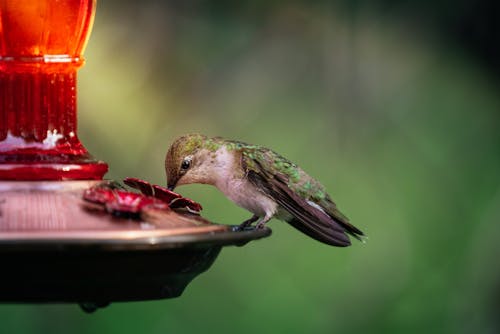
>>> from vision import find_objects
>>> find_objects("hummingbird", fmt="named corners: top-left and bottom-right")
top-left (165, 134), bottom-right (364, 247)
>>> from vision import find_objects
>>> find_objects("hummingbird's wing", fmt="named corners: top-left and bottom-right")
top-left (242, 151), bottom-right (362, 246)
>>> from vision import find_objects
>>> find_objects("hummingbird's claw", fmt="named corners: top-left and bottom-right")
top-left (255, 221), bottom-right (266, 229)
top-left (237, 215), bottom-right (259, 231)
top-left (255, 216), bottom-right (271, 229)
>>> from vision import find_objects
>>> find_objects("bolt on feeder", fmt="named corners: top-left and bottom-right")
top-left (0, 0), bottom-right (269, 312)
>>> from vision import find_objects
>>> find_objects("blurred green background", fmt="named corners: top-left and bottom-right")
top-left (2, 1), bottom-right (500, 333)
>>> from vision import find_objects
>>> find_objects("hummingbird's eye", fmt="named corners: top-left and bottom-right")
top-left (181, 158), bottom-right (191, 171)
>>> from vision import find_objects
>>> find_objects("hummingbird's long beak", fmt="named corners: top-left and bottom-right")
top-left (167, 180), bottom-right (177, 191)
top-left (166, 171), bottom-right (179, 191)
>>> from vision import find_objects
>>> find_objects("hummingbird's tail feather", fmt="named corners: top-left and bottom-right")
top-left (280, 197), bottom-right (357, 247)
top-left (286, 217), bottom-right (352, 247)
top-left (327, 208), bottom-right (365, 242)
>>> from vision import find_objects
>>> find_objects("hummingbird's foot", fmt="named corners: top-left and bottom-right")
top-left (255, 222), bottom-right (266, 229)
top-left (238, 215), bottom-right (259, 230)
top-left (255, 216), bottom-right (271, 229)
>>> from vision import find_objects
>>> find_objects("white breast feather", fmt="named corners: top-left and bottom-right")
top-left (212, 147), bottom-right (277, 218)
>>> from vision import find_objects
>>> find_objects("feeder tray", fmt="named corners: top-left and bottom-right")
top-left (0, 181), bottom-right (270, 312)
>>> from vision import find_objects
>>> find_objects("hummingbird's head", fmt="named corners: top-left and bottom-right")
top-left (165, 134), bottom-right (218, 190)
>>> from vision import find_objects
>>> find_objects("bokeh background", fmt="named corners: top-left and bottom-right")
top-left (1, 0), bottom-right (500, 333)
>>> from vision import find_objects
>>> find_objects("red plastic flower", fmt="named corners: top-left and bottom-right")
top-left (83, 178), bottom-right (202, 218)
top-left (124, 178), bottom-right (202, 213)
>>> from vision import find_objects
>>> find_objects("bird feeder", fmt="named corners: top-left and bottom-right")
top-left (0, 0), bottom-right (269, 312)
